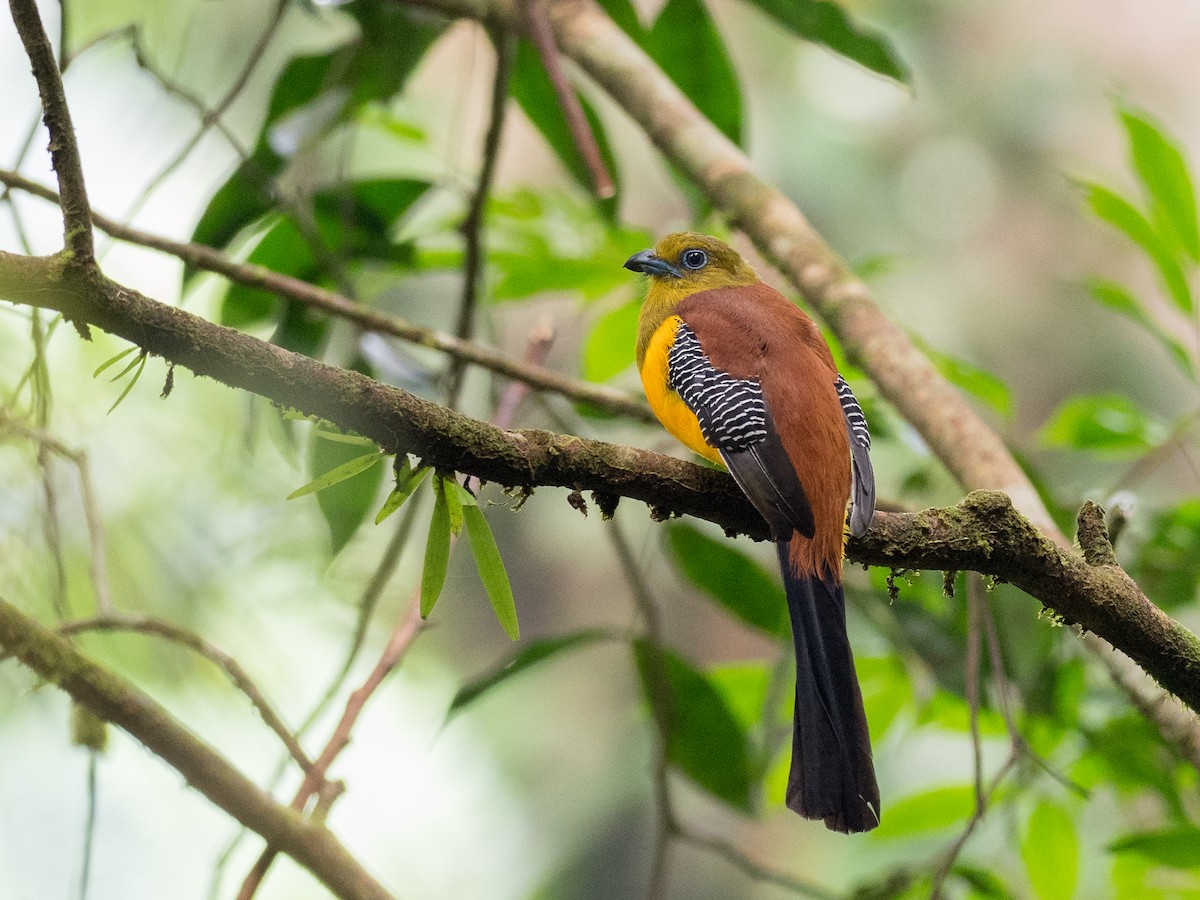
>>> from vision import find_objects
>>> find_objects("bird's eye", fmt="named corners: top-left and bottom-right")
top-left (681, 249), bottom-right (708, 270)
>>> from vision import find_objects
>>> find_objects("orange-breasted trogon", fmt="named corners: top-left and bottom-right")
top-left (626, 232), bottom-right (879, 833)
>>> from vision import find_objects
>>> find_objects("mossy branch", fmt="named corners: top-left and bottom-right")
top-left (2, 249), bottom-right (1199, 712)
top-left (0, 596), bottom-right (392, 900)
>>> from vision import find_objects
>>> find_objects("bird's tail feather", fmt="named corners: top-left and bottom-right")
top-left (776, 542), bottom-right (880, 833)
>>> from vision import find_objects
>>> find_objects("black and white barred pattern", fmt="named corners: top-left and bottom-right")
top-left (836, 375), bottom-right (870, 450)
top-left (668, 323), bottom-right (768, 450)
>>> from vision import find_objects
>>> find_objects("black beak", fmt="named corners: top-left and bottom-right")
top-left (624, 249), bottom-right (681, 278)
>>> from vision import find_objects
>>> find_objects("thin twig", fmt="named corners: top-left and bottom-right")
top-left (0, 169), bottom-right (653, 421)
top-left (929, 575), bottom-right (993, 900)
top-left (120, 0), bottom-right (289, 222)
top-left (77, 752), bottom-right (98, 900)
top-left (519, 0), bottom-right (614, 199)
top-left (8, 0), bottom-right (94, 262)
top-left (448, 26), bottom-right (514, 406)
top-left (0, 595), bottom-right (394, 900)
top-left (0, 415), bottom-right (113, 614)
top-left (60, 613), bottom-right (314, 773)
top-left (966, 576), bottom-right (985, 811)
top-left (674, 830), bottom-right (840, 900)
top-left (608, 520), bottom-right (673, 899)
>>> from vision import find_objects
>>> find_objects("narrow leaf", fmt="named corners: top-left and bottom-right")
top-left (420, 483), bottom-right (452, 617)
top-left (644, 0), bottom-right (743, 144)
top-left (463, 505), bottom-right (519, 640)
top-left (441, 474), bottom-right (465, 535)
top-left (374, 461), bottom-right (430, 525)
top-left (1087, 278), bottom-right (1194, 374)
top-left (1119, 104), bottom-right (1200, 262)
top-left (107, 352), bottom-right (147, 415)
top-left (872, 784), bottom-right (975, 838)
top-left (1080, 180), bottom-right (1193, 313)
top-left (1110, 828), bottom-right (1200, 870)
top-left (93, 346), bottom-right (137, 378)
top-left (1039, 394), bottom-right (1163, 454)
top-left (634, 641), bottom-right (753, 809)
top-left (741, 0), bottom-right (909, 84)
top-left (665, 523), bottom-right (787, 636)
top-left (287, 451), bottom-right (383, 500)
top-left (582, 298), bottom-right (641, 382)
top-left (917, 338), bottom-right (1012, 417)
top-left (314, 430), bottom-right (380, 447)
top-left (1022, 800), bottom-right (1079, 900)
top-left (449, 630), bottom-right (612, 715)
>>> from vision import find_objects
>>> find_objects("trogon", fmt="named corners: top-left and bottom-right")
top-left (626, 232), bottom-right (879, 833)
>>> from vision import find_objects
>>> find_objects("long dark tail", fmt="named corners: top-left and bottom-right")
top-left (777, 542), bottom-right (880, 833)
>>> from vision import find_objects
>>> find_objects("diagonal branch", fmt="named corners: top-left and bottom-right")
top-left (8, 0), bottom-right (94, 263)
top-left (2, 250), bottom-right (1199, 712)
top-left (0, 169), bottom-right (653, 421)
top-left (0, 596), bottom-right (392, 900)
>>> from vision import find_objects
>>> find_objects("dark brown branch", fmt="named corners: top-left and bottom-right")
top-left (519, 0), bottom-right (614, 199)
top-left (0, 596), bottom-right (392, 900)
top-left (0, 170), bottom-right (653, 422)
top-left (8, 0), bottom-right (94, 262)
top-left (2, 251), bottom-right (1199, 710)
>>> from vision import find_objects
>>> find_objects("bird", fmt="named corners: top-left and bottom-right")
top-left (625, 232), bottom-right (880, 833)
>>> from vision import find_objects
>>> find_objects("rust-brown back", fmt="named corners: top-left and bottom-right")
top-left (676, 283), bottom-right (850, 581)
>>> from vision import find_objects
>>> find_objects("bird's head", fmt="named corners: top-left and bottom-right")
top-left (624, 232), bottom-right (758, 299)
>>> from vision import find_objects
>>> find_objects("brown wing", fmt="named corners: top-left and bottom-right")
top-left (677, 284), bottom-right (851, 581)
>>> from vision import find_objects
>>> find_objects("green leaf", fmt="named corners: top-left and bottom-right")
top-left (107, 351), bottom-right (147, 415)
top-left (374, 460), bottom-right (430, 525)
top-left (582, 298), bottom-right (640, 381)
top-left (917, 338), bottom-right (1012, 417)
top-left (92, 346), bottom-right (137, 378)
top-left (741, 0), bottom-right (909, 84)
top-left (1133, 499), bottom-right (1200, 609)
top-left (634, 641), bottom-right (753, 809)
top-left (421, 481), bottom-right (453, 618)
top-left (462, 504), bottom-right (519, 640)
top-left (510, 41), bottom-right (620, 209)
top-left (1079, 180), bottom-right (1193, 313)
top-left (220, 215), bottom-right (316, 327)
top-left (442, 474), bottom-right (466, 535)
top-left (707, 663), bottom-right (772, 734)
top-left (1022, 800), bottom-right (1079, 900)
top-left (187, 6), bottom-right (441, 276)
top-left (1087, 278), bottom-right (1193, 374)
top-left (1110, 828), bottom-right (1200, 870)
top-left (665, 523), bottom-right (787, 636)
top-left (299, 432), bottom-right (386, 553)
top-left (287, 450), bottom-right (383, 500)
top-left (872, 784), bottom-right (975, 838)
top-left (644, 0), bottom-right (743, 144)
top-left (314, 430), bottom-right (379, 447)
top-left (1119, 104), bottom-right (1200, 262)
top-left (449, 630), bottom-right (612, 714)
top-left (1039, 393), bottom-right (1163, 454)
top-left (856, 655), bottom-right (912, 739)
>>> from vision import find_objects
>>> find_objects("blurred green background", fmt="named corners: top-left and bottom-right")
top-left (2, 0), bottom-right (1200, 897)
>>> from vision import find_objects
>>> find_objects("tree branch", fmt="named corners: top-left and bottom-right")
top-left (2, 250), bottom-right (1198, 711)
top-left (8, 0), bottom-right (94, 263)
top-left (0, 596), bottom-right (392, 900)
top-left (0, 169), bottom-right (653, 422)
